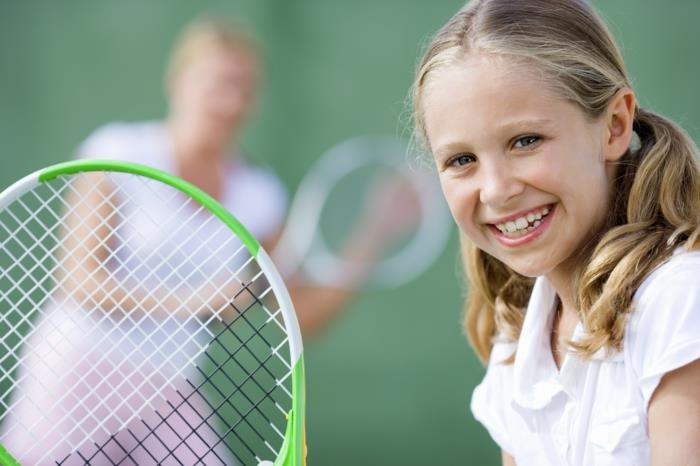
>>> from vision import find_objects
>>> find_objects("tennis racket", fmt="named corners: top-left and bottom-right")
top-left (0, 160), bottom-right (305, 465)
top-left (272, 135), bottom-right (451, 289)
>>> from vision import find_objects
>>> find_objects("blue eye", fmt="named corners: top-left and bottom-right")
top-left (450, 154), bottom-right (476, 168)
top-left (513, 135), bottom-right (540, 149)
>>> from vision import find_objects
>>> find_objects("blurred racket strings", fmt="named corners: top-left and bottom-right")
top-left (274, 135), bottom-right (450, 289)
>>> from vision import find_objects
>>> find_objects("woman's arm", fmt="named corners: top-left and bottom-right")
top-left (263, 226), bottom-right (379, 339)
top-left (648, 358), bottom-right (700, 466)
top-left (502, 450), bottom-right (516, 466)
top-left (265, 174), bottom-right (420, 339)
top-left (58, 173), bottom-right (150, 314)
top-left (59, 173), bottom-right (243, 320)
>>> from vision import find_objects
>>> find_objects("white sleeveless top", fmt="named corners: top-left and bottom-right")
top-left (77, 120), bottom-right (287, 242)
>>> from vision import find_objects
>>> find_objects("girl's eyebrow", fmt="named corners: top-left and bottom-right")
top-left (433, 142), bottom-right (474, 161)
top-left (497, 117), bottom-right (556, 134)
top-left (433, 118), bottom-right (555, 160)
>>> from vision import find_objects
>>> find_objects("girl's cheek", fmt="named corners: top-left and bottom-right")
top-left (443, 183), bottom-right (478, 233)
top-left (439, 180), bottom-right (463, 212)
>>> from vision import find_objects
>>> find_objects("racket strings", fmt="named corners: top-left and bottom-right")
top-left (83, 285), bottom-right (289, 464)
top-left (73, 389), bottom-right (228, 466)
top-left (181, 285), bottom-right (291, 460)
top-left (56, 284), bottom-right (290, 465)
top-left (56, 174), bottom-right (229, 295)
top-left (0, 184), bottom-right (72, 416)
top-left (48, 181), bottom-right (254, 444)
top-left (37, 259), bottom-right (255, 452)
top-left (3, 176), bottom-right (243, 431)
top-left (0, 172), bottom-right (296, 465)
top-left (0, 178), bottom-right (216, 452)
top-left (38, 270), bottom-right (274, 462)
top-left (0, 194), bottom-right (62, 331)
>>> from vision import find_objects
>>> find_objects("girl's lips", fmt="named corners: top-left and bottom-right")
top-left (488, 204), bottom-right (556, 247)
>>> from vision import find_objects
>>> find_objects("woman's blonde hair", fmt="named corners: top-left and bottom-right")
top-left (165, 17), bottom-right (260, 84)
top-left (412, 0), bottom-right (700, 363)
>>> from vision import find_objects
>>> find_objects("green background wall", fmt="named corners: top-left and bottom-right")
top-left (1, 1), bottom-right (699, 464)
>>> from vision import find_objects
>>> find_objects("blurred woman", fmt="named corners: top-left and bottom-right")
top-left (0, 18), bottom-right (412, 464)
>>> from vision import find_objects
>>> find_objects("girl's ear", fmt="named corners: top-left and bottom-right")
top-left (603, 88), bottom-right (636, 162)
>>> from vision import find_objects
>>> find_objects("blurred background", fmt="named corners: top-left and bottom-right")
top-left (1, 0), bottom-right (699, 464)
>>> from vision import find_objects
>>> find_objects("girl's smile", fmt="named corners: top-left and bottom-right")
top-left (487, 203), bottom-right (555, 247)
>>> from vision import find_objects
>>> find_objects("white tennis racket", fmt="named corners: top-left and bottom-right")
top-left (273, 135), bottom-right (451, 289)
top-left (0, 161), bottom-right (305, 465)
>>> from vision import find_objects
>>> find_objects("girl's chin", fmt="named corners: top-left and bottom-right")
top-left (490, 253), bottom-right (554, 278)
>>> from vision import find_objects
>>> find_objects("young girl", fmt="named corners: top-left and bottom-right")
top-left (412, 1), bottom-right (700, 465)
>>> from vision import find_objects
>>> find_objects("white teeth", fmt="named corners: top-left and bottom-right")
top-left (494, 205), bottom-right (552, 236)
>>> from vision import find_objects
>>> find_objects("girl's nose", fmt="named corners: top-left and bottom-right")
top-left (478, 162), bottom-right (525, 208)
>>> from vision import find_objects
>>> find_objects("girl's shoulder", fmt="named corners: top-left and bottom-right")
top-left (628, 246), bottom-right (700, 341)
top-left (625, 246), bottom-right (700, 406)
top-left (634, 247), bottom-right (700, 299)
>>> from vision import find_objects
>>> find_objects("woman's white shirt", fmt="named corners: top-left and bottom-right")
top-left (471, 248), bottom-right (700, 466)
top-left (77, 120), bottom-right (288, 242)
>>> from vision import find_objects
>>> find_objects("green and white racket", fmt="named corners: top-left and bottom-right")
top-left (0, 160), bottom-right (306, 465)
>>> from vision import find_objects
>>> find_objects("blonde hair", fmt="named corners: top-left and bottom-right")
top-left (413, 0), bottom-right (700, 363)
top-left (166, 17), bottom-right (260, 84)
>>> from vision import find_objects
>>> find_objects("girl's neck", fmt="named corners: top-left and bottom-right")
top-left (545, 258), bottom-right (580, 322)
top-left (547, 266), bottom-right (581, 369)
top-left (549, 277), bottom-right (577, 320)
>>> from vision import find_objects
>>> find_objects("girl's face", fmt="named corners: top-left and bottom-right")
top-left (422, 55), bottom-right (617, 279)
